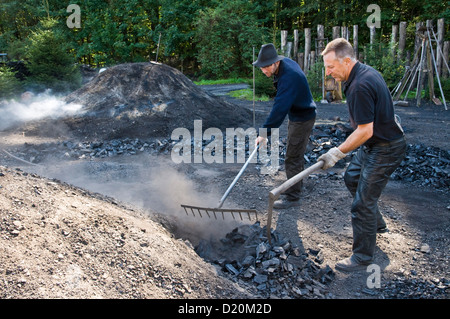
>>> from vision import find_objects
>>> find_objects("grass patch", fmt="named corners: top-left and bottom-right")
top-left (194, 78), bottom-right (251, 85)
top-left (227, 88), bottom-right (270, 102)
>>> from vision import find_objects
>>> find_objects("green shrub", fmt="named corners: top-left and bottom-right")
top-left (6, 38), bottom-right (29, 61)
top-left (363, 42), bottom-right (405, 90)
top-left (439, 76), bottom-right (450, 98)
top-left (424, 76), bottom-right (450, 101)
top-left (25, 19), bottom-right (81, 93)
top-left (0, 66), bottom-right (22, 99)
top-left (254, 69), bottom-right (276, 98)
top-left (306, 61), bottom-right (325, 101)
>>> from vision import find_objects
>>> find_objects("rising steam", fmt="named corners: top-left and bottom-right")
top-left (0, 90), bottom-right (83, 131)
top-left (27, 154), bottom-right (246, 245)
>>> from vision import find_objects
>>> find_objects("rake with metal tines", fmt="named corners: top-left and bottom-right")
top-left (181, 145), bottom-right (259, 221)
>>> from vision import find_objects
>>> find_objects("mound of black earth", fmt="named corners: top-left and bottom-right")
top-left (61, 62), bottom-right (253, 140)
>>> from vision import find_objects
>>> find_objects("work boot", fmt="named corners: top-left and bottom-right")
top-left (335, 257), bottom-right (368, 272)
top-left (273, 197), bottom-right (301, 209)
top-left (377, 216), bottom-right (389, 233)
top-left (377, 226), bottom-right (389, 233)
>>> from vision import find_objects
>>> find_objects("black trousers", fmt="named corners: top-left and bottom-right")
top-left (344, 136), bottom-right (406, 264)
top-left (284, 117), bottom-right (316, 200)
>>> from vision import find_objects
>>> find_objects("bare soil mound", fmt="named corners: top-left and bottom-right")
top-left (0, 165), bottom-right (250, 299)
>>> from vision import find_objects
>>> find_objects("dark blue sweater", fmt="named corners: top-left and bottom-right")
top-left (261, 58), bottom-right (316, 135)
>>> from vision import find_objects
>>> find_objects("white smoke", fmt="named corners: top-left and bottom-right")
top-left (0, 90), bottom-right (83, 131)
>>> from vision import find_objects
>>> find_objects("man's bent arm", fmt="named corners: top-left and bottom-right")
top-left (338, 122), bottom-right (373, 154)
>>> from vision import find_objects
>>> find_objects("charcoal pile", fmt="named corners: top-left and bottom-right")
top-left (195, 222), bottom-right (335, 299)
top-left (369, 277), bottom-right (449, 299)
top-left (7, 137), bottom-right (173, 164)
top-left (306, 123), bottom-right (353, 166)
top-left (58, 138), bottom-right (172, 160)
top-left (309, 125), bottom-right (449, 191)
top-left (61, 62), bottom-right (253, 140)
top-left (12, 122), bottom-right (449, 191)
top-left (392, 144), bottom-right (450, 190)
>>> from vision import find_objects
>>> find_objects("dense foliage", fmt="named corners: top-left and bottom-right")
top-left (25, 18), bottom-right (82, 92)
top-left (0, 0), bottom-right (448, 92)
top-left (0, 66), bottom-right (22, 98)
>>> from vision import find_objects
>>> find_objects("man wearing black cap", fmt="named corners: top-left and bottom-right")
top-left (253, 43), bottom-right (316, 209)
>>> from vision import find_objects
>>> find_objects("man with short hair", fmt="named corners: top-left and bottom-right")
top-left (253, 43), bottom-right (316, 208)
top-left (319, 38), bottom-right (406, 272)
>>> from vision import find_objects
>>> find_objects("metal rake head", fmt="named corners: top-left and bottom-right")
top-left (181, 204), bottom-right (258, 221)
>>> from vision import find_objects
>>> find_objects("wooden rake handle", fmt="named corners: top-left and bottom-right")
top-left (266, 160), bottom-right (324, 243)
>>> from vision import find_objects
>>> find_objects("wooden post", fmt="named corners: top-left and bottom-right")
top-left (304, 28), bottom-right (311, 72)
top-left (298, 52), bottom-right (304, 70)
top-left (436, 18), bottom-right (444, 76)
top-left (416, 36), bottom-right (426, 107)
top-left (370, 26), bottom-right (376, 45)
top-left (415, 22), bottom-right (424, 55)
top-left (427, 38), bottom-right (435, 100)
top-left (293, 29), bottom-right (299, 61)
top-left (341, 26), bottom-right (348, 41)
top-left (443, 41), bottom-right (449, 78)
top-left (281, 30), bottom-right (288, 54)
top-left (391, 25), bottom-right (398, 44)
top-left (317, 24), bottom-right (325, 55)
top-left (398, 21), bottom-right (407, 62)
top-left (353, 25), bottom-right (359, 60)
top-left (285, 42), bottom-right (293, 58)
top-left (416, 21), bottom-right (431, 107)
top-left (391, 25), bottom-right (398, 59)
top-left (253, 46), bottom-right (255, 127)
top-left (332, 26), bottom-right (340, 40)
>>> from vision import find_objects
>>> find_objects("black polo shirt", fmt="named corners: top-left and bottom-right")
top-left (343, 62), bottom-right (404, 145)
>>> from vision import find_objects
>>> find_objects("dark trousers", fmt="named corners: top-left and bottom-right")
top-left (284, 117), bottom-right (316, 200)
top-left (344, 136), bottom-right (406, 264)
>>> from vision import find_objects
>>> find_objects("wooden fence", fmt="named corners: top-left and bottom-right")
top-left (280, 18), bottom-right (449, 79)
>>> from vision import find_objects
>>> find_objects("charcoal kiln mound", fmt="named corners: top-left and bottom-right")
top-left (61, 62), bottom-right (253, 140)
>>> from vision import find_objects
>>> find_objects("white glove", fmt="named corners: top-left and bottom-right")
top-left (317, 147), bottom-right (346, 170)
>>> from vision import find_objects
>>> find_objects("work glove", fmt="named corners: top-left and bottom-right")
top-left (317, 147), bottom-right (346, 170)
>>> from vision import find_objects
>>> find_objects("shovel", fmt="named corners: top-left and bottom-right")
top-left (181, 145), bottom-right (259, 221)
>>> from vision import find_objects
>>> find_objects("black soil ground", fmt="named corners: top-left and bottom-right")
top-left (0, 63), bottom-right (448, 301)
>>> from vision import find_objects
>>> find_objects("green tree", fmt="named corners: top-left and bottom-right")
top-left (363, 40), bottom-right (405, 90)
top-left (0, 0), bottom-right (448, 77)
top-left (0, 66), bottom-right (22, 99)
top-left (195, 0), bottom-right (270, 78)
top-left (26, 18), bottom-right (81, 93)
top-left (306, 61), bottom-right (325, 101)
top-left (59, 0), bottom-right (160, 66)
top-left (156, 0), bottom-right (212, 69)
